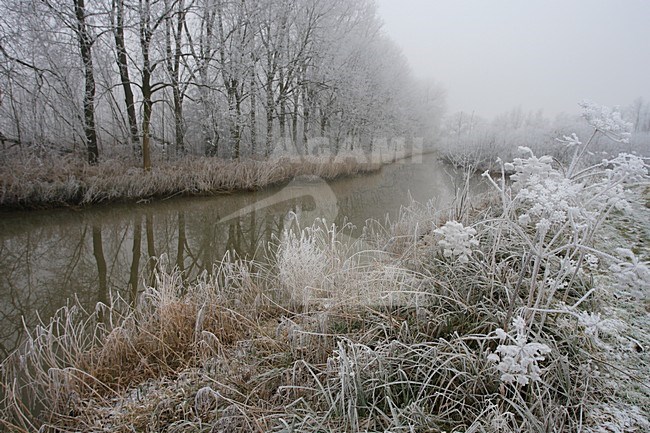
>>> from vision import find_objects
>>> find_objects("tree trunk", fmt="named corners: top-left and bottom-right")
top-left (113, 0), bottom-right (140, 153)
top-left (320, 111), bottom-right (327, 137)
top-left (74, 0), bottom-right (99, 165)
top-left (166, 0), bottom-right (186, 156)
top-left (140, 0), bottom-right (153, 171)
top-left (265, 71), bottom-right (274, 156)
top-left (278, 102), bottom-right (286, 150)
top-left (250, 65), bottom-right (257, 156)
top-left (292, 84), bottom-right (299, 152)
top-left (226, 82), bottom-right (241, 158)
top-left (234, 88), bottom-right (242, 158)
top-left (302, 85), bottom-right (310, 154)
top-left (142, 80), bottom-right (152, 170)
top-left (173, 88), bottom-right (184, 155)
top-left (278, 72), bottom-right (286, 148)
top-left (198, 2), bottom-right (218, 156)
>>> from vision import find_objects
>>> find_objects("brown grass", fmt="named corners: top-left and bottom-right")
top-left (0, 154), bottom-right (383, 210)
top-left (81, 302), bottom-right (246, 390)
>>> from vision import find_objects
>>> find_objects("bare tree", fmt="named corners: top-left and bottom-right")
top-left (1, 0), bottom-right (441, 165)
top-left (73, 0), bottom-right (100, 164)
top-left (112, 0), bottom-right (141, 154)
top-left (164, 0), bottom-right (191, 156)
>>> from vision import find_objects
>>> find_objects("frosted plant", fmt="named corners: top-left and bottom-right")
top-left (328, 339), bottom-right (379, 382)
top-left (474, 101), bottom-right (643, 234)
top-left (329, 339), bottom-right (357, 379)
top-left (276, 223), bottom-right (330, 306)
top-left (609, 248), bottom-right (650, 289)
top-left (488, 317), bottom-right (551, 386)
top-left (194, 386), bottom-right (220, 415)
top-left (575, 311), bottom-right (623, 343)
top-left (604, 153), bottom-right (648, 183)
top-left (433, 220), bottom-right (479, 264)
top-left (579, 100), bottom-right (632, 142)
top-left (584, 153), bottom-right (648, 214)
top-left (493, 105), bottom-right (645, 236)
top-left (505, 146), bottom-right (557, 186)
top-left (507, 147), bottom-right (589, 231)
top-left (488, 407), bottom-right (516, 432)
top-left (327, 338), bottom-right (378, 421)
top-left (555, 132), bottom-right (582, 147)
top-left (594, 181), bottom-right (632, 213)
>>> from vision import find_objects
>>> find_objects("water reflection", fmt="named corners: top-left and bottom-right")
top-left (0, 155), bottom-right (479, 357)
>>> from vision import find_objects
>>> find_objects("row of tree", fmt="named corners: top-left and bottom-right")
top-left (443, 99), bottom-right (650, 139)
top-left (0, 0), bottom-right (443, 169)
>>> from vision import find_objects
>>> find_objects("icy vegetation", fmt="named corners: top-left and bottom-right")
top-left (440, 100), bottom-right (650, 173)
top-left (488, 317), bottom-right (551, 386)
top-left (433, 220), bottom-right (479, 264)
top-left (1, 103), bottom-right (649, 432)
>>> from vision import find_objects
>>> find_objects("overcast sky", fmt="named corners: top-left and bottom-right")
top-left (375, 0), bottom-right (650, 118)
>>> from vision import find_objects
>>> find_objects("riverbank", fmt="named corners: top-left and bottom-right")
top-left (1, 153), bottom-right (648, 431)
top-left (0, 153), bottom-right (400, 211)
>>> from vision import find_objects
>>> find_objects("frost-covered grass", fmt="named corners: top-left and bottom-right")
top-left (0, 154), bottom-right (383, 210)
top-left (439, 101), bottom-right (650, 173)
top-left (1, 103), bottom-right (649, 432)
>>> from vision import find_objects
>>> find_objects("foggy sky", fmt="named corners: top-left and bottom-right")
top-left (376, 0), bottom-right (650, 118)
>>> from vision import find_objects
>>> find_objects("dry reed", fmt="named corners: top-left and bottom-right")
top-left (0, 154), bottom-right (383, 210)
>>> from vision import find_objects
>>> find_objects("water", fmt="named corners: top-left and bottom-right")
top-left (0, 154), bottom-right (477, 357)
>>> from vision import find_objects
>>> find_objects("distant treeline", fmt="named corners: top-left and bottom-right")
top-left (439, 101), bottom-right (650, 172)
top-left (0, 0), bottom-right (444, 168)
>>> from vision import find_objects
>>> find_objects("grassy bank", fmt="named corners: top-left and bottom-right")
top-left (0, 154), bottom-right (387, 210)
top-left (1, 139), bottom-right (649, 432)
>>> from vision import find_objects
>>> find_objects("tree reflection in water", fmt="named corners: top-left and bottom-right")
top-left (0, 155), bottom-right (475, 358)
